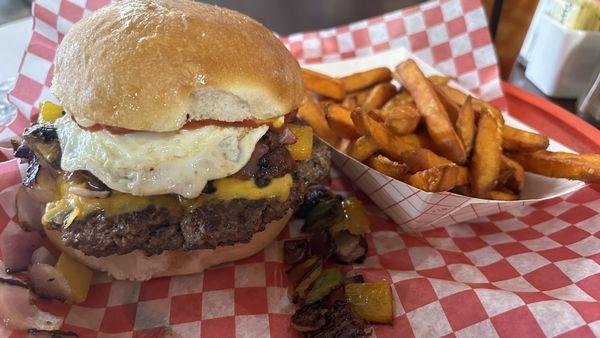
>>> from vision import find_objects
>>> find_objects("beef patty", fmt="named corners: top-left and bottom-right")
top-left (51, 138), bottom-right (330, 257)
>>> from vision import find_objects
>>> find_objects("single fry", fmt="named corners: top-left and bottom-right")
top-left (428, 75), bottom-right (451, 85)
top-left (380, 91), bottom-right (415, 115)
top-left (490, 190), bottom-right (519, 201)
top-left (302, 68), bottom-right (346, 100)
top-left (325, 104), bottom-right (360, 139)
top-left (381, 99), bottom-right (420, 135)
top-left (361, 82), bottom-right (397, 111)
top-left (340, 67), bottom-right (392, 92)
top-left (502, 125), bottom-right (549, 153)
top-left (370, 109), bottom-right (384, 123)
top-left (435, 86), bottom-right (461, 123)
top-left (350, 109), bottom-right (370, 136)
top-left (395, 60), bottom-right (467, 164)
top-left (501, 155), bottom-right (525, 192)
top-left (401, 132), bottom-right (435, 150)
top-left (341, 95), bottom-right (359, 110)
top-left (318, 99), bottom-right (336, 109)
top-left (298, 95), bottom-right (340, 146)
top-left (367, 155), bottom-right (408, 180)
top-left (471, 113), bottom-right (503, 198)
top-left (384, 106), bottom-right (420, 135)
top-left (455, 95), bottom-right (476, 155)
top-left (355, 88), bottom-right (371, 106)
top-left (456, 166), bottom-right (469, 186)
top-left (400, 148), bottom-right (453, 172)
top-left (497, 160), bottom-right (515, 188)
top-left (435, 84), bottom-right (505, 125)
top-left (508, 151), bottom-right (600, 183)
top-left (350, 109), bottom-right (415, 161)
top-left (404, 165), bottom-right (464, 192)
top-left (384, 90), bottom-right (415, 108)
top-left (346, 136), bottom-right (380, 161)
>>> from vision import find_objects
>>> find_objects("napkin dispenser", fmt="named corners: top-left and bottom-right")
top-left (525, 14), bottom-right (600, 98)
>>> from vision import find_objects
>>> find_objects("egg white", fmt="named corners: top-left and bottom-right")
top-left (55, 115), bottom-right (269, 198)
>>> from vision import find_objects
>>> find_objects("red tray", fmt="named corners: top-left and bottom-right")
top-left (501, 81), bottom-right (600, 154)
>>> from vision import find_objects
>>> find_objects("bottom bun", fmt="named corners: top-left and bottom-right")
top-left (44, 210), bottom-right (292, 281)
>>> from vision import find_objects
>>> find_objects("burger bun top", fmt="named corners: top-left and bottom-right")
top-left (52, 0), bottom-right (304, 132)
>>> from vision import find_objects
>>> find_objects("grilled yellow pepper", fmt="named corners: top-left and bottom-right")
top-left (287, 124), bottom-right (313, 161)
top-left (330, 197), bottom-right (371, 235)
top-left (345, 280), bottom-right (394, 324)
top-left (39, 101), bottom-right (64, 123)
top-left (55, 253), bottom-right (93, 303)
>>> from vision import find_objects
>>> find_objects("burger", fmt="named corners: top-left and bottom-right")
top-left (13, 0), bottom-right (330, 281)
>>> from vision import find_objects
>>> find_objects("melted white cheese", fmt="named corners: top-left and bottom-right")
top-left (55, 115), bottom-right (268, 198)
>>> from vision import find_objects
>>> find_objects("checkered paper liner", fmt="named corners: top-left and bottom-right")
top-left (1, 0), bottom-right (599, 337)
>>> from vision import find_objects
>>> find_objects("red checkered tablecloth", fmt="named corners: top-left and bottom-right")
top-left (2, 0), bottom-right (600, 337)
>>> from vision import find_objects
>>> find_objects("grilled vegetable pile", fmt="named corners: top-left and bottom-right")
top-left (286, 188), bottom-right (393, 336)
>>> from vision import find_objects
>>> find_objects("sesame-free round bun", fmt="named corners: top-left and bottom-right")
top-left (44, 210), bottom-right (291, 281)
top-left (52, 0), bottom-right (304, 132)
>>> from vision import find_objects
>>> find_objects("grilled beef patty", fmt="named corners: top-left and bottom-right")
top-left (62, 182), bottom-right (303, 256)
top-left (59, 145), bottom-right (326, 257)
top-left (16, 124), bottom-right (331, 257)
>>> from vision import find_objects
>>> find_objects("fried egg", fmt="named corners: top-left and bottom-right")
top-left (55, 115), bottom-right (268, 198)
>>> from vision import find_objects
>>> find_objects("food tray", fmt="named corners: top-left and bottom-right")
top-left (304, 47), bottom-right (589, 232)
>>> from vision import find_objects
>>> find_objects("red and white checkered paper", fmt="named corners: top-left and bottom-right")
top-left (2, 0), bottom-right (600, 337)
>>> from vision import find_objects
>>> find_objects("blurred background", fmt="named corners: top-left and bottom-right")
top-left (0, 0), bottom-right (535, 80)
top-left (0, 0), bottom-right (30, 23)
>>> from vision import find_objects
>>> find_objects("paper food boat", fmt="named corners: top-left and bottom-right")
top-left (303, 48), bottom-right (587, 232)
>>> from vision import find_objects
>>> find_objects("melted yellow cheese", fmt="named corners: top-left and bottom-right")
top-left (42, 178), bottom-right (181, 227)
top-left (214, 174), bottom-right (292, 202)
top-left (253, 115), bottom-right (286, 128)
top-left (180, 174), bottom-right (293, 212)
top-left (43, 174), bottom-right (293, 227)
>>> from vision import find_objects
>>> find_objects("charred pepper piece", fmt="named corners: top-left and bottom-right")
top-left (295, 186), bottom-right (335, 219)
top-left (287, 256), bottom-right (322, 302)
top-left (305, 268), bottom-right (345, 304)
top-left (303, 198), bottom-right (344, 233)
top-left (284, 239), bottom-right (310, 265)
top-left (309, 228), bottom-right (336, 261)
